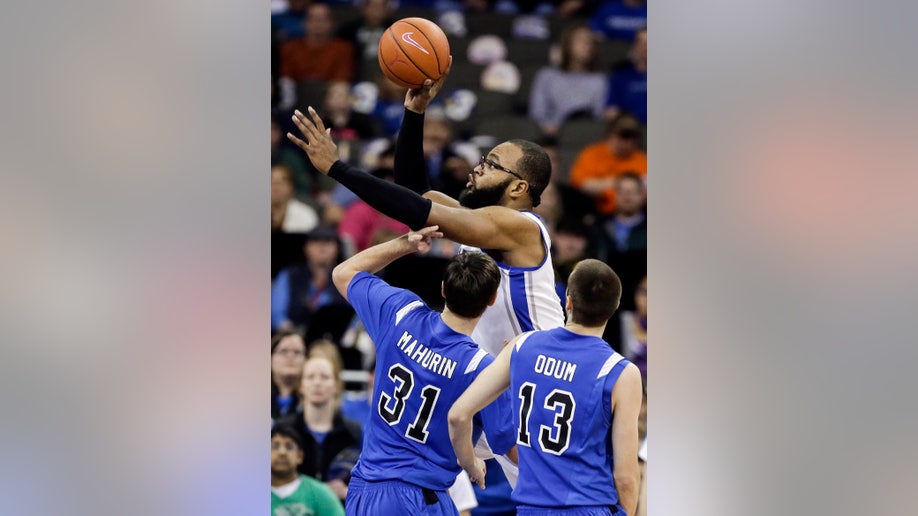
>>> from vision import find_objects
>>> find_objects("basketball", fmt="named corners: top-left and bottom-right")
top-left (377, 17), bottom-right (451, 89)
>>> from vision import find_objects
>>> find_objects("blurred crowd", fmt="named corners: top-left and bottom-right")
top-left (270, 1), bottom-right (647, 514)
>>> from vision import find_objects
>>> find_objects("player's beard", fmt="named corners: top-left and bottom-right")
top-left (459, 177), bottom-right (513, 209)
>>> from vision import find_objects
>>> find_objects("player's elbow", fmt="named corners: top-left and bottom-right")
top-left (447, 405), bottom-right (471, 430)
top-left (331, 264), bottom-right (351, 298)
top-left (613, 470), bottom-right (640, 497)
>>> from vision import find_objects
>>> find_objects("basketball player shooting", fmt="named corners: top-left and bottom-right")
top-left (288, 57), bottom-right (566, 488)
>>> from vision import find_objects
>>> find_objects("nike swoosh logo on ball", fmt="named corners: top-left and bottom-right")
top-left (401, 32), bottom-right (430, 55)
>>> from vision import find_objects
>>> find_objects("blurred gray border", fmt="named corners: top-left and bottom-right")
top-left (651, 1), bottom-right (918, 514)
top-left (0, 1), bottom-right (268, 514)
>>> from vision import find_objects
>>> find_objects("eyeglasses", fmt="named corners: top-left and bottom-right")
top-left (478, 156), bottom-right (524, 181)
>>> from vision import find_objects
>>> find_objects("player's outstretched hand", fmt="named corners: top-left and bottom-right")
top-left (404, 56), bottom-right (453, 114)
top-left (406, 225), bottom-right (443, 255)
top-left (287, 107), bottom-right (338, 174)
top-left (464, 458), bottom-right (486, 489)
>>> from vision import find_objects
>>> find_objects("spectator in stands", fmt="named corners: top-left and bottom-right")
top-left (320, 81), bottom-right (380, 171)
top-left (272, 331), bottom-right (308, 420)
top-left (531, 136), bottom-right (564, 232)
top-left (620, 276), bottom-right (647, 382)
top-left (274, 351), bottom-right (363, 502)
top-left (340, 358), bottom-right (374, 427)
top-left (551, 218), bottom-right (591, 302)
top-left (271, 164), bottom-right (320, 233)
top-left (569, 114), bottom-right (646, 216)
top-left (271, 0), bottom-right (309, 44)
top-left (307, 338), bottom-right (346, 376)
top-left (271, 424), bottom-right (345, 516)
top-left (593, 171), bottom-right (647, 260)
top-left (529, 24), bottom-right (607, 137)
top-left (339, 167), bottom-right (410, 255)
top-left (271, 224), bottom-right (349, 332)
top-left (272, 114), bottom-right (312, 196)
top-left (322, 81), bottom-right (380, 142)
top-left (590, 0), bottom-right (646, 42)
top-left (336, 0), bottom-right (396, 80)
top-left (372, 75), bottom-right (408, 137)
top-left (323, 141), bottom-right (397, 226)
top-left (279, 3), bottom-right (355, 83)
top-left (419, 111), bottom-right (474, 200)
top-left (604, 26), bottom-right (647, 124)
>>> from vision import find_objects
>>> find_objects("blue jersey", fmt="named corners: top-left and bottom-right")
top-left (347, 272), bottom-right (515, 490)
top-left (509, 328), bottom-right (631, 508)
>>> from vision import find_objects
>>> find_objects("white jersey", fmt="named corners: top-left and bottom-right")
top-left (463, 212), bottom-right (565, 356)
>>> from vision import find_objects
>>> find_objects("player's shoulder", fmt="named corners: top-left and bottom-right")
top-left (512, 329), bottom-right (543, 352)
top-left (448, 336), bottom-right (491, 369)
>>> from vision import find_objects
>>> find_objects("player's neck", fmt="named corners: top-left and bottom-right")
top-left (440, 309), bottom-right (480, 337)
top-left (564, 321), bottom-right (607, 338)
top-left (502, 198), bottom-right (532, 211)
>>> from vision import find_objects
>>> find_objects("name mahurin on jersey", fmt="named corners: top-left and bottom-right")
top-left (396, 330), bottom-right (457, 378)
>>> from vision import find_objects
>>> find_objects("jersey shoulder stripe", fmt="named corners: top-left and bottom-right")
top-left (394, 300), bottom-right (424, 325)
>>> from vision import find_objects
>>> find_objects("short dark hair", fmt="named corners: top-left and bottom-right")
top-left (272, 423), bottom-right (305, 451)
top-left (605, 114), bottom-right (642, 141)
top-left (507, 139), bottom-right (551, 208)
top-left (567, 259), bottom-right (622, 326)
top-left (443, 252), bottom-right (501, 318)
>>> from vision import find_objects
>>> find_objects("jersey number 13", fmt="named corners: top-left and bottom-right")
top-left (517, 382), bottom-right (576, 455)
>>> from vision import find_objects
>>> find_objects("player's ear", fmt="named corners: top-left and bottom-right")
top-left (488, 290), bottom-right (498, 307)
top-left (508, 179), bottom-right (529, 199)
top-left (565, 294), bottom-right (573, 313)
top-left (441, 281), bottom-right (446, 300)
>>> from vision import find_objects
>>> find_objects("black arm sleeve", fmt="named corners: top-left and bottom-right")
top-left (393, 109), bottom-right (431, 194)
top-left (328, 160), bottom-right (433, 231)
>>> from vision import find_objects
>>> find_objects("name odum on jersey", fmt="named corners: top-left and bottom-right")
top-left (534, 354), bottom-right (577, 382)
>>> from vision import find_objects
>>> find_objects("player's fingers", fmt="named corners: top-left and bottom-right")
top-left (307, 106), bottom-right (328, 134)
top-left (294, 108), bottom-right (319, 140)
top-left (286, 132), bottom-right (309, 152)
top-left (291, 110), bottom-right (318, 140)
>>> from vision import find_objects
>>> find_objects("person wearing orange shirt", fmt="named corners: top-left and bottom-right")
top-left (279, 3), bottom-right (355, 83)
top-left (569, 114), bottom-right (646, 215)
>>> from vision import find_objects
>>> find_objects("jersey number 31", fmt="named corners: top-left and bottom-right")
top-left (378, 364), bottom-right (441, 443)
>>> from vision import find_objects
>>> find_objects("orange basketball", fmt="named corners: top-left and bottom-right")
top-left (377, 17), bottom-right (451, 89)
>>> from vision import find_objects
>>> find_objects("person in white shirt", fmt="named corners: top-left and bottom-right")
top-left (272, 163), bottom-right (319, 233)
